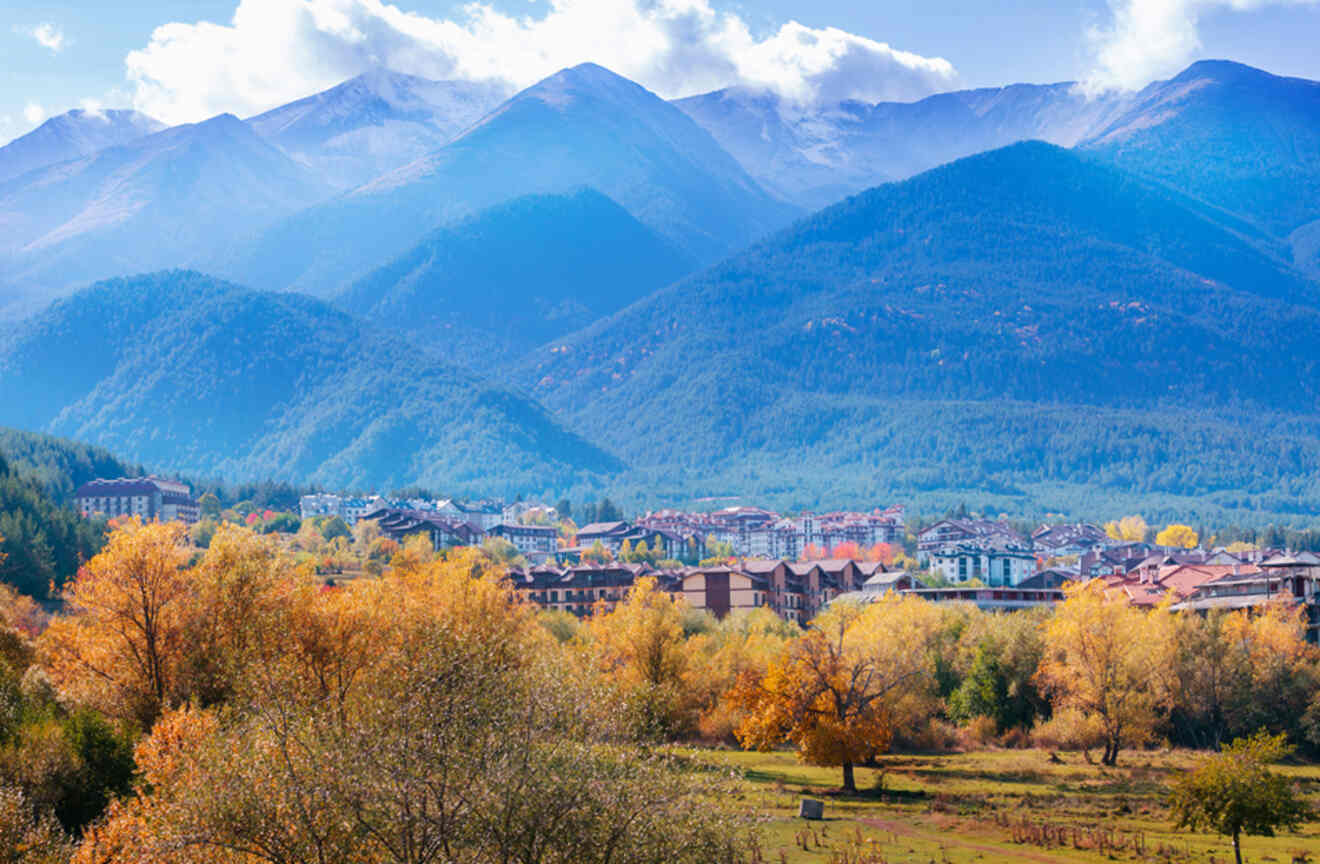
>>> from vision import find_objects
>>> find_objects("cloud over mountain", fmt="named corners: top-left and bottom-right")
top-left (124, 0), bottom-right (957, 124)
top-left (1087, 0), bottom-right (1319, 91)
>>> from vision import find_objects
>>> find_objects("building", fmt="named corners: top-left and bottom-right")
top-left (75, 477), bottom-right (200, 524)
top-left (906, 586), bottom-right (1064, 610)
top-left (680, 566), bottom-right (771, 619)
top-left (487, 523), bottom-right (559, 563)
top-left (436, 499), bottom-right (505, 532)
top-left (930, 545), bottom-right (1036, 587)
top-left (1032, 522), bottom-right (1109, 557)
top-left (917, 519), bottom-right (1026, 562)
top-left (506, 562), bottom-right (675, 617)
top-left (364, 507), bottom-right (482, 549)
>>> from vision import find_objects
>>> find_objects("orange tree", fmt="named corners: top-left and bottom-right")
top-left (731, 594), bottom-right (946, 791)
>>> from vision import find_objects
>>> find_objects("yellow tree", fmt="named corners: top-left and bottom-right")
top-left (581, 576), bottom-right (693, 738)
top-left (733, 595), bottom-right (946, 791)
top-left (1037, 580), bottom-right (1172, 765)
top-left (1156, 524), bottom-right (1199, 549)
top-left (39, 519), bottom-right (193, 728)
top-left (1104, 515), bottom-right (1148, 542)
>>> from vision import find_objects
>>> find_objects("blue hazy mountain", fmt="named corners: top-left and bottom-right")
top-left (1078, 60), bottom-right (1320, 266)
top-left (675, 81), bottom-right (1134, 209)
top-left (0, 108), bottom-right (164, 183)
top-left (338, 188), bottom-right (696, 367)
top-left (247, 69), bottom-right (509, 188)
top-left (0, 114), bottom-right (331, 314)
top-left (0, 271), bottom-right (620, 493)
top-left (517, 142), bottom-right (1320, 513)
top-left (223, 63), bottom-right (800, 297)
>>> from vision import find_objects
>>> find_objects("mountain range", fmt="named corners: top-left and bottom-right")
top-left (246, 70), bottom-right (509, 189)
top-left (223, 63), bottom-right (798, 296)
top-left (0, 108), bottom-right (164, 184)
top-left (0, 271), bottom-right (618, 494)
top-left (2, 58), bottom-right (1320, 520)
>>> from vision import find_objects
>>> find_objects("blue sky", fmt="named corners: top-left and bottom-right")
top-left (5, 0), bottom-right (1320, 144)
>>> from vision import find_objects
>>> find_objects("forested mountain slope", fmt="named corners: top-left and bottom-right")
top-left (1081, 60), bottom-right (1320, 239)
top-left (0, 272), bottom-right (620, 494)
top-left (338, 189), bottom-right (695, 368)
top-left (518, 142), bottom-right (1320, 517)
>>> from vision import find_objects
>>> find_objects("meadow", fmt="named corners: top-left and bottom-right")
top-left (697, 747), bottom-right (1320, 864)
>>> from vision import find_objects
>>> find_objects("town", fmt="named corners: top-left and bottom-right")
top-left (72, 476), bottom-right (1320, 642)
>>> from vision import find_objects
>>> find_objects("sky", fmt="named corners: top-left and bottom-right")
top-left (4, 0), bottom-right (1320, 144)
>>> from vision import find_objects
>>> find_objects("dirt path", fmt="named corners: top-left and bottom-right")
top-left (858, 816), bottom-right (1077, 864)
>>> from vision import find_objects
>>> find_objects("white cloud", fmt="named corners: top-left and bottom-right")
top-left (23, 102), bottom-right (46, 126)
top-left (29, 22), bottom-right (66, 53)
top-left (124, 0), bottom-right (957, 124)
top-left (1086, 0), bottom-right (1318, 91)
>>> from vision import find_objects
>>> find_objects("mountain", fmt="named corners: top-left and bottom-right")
top-left (675, 82), bottom-right (1133, 209)
top-left (518, 142), bottom-right (1320, 517)
top-left (0, 115), bottom-right (330, 314)
top-left (247, 70), bottom-right (509, 188)
top-left (1080, 60), bottom-right (1320, 240)
top-left (224, 63), bottom-right (800, 296)
top-left (0, 108), bottom-right (164, 183)
top-left (337, 189), bottom-right (696, 368)
top-left (0, 271), bottom-right (621, 494)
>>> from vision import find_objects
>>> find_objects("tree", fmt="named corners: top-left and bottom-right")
top-left (582, 576), bottom-right (693, 739)
top-left (555, 499), bottom-right (572, 521)
top-left (81, 552), bottom-right (746, 864)
top-left (1104, 515), bottom-right (1148, 542)
top-left (1170, 732), bottom-right (1312, 864)
top-left (733, 595), bottom-right (946, 791)
top-left (319, 515), bottom-right (351, 542)
top-left (1156, 523), bottom-right (1199, 549)
top-left (39, 519), bottom-right (193, 728)
top-left (196, 492), bottom-right (221, 519)
top-left (596, 498), bottom-right (623, 523)
top-left (1036, 580), bottom-right (1172, 765)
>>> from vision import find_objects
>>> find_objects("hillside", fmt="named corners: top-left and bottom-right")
top-left (518, 142), bottom-right (1320, 517)
top-left (0, 271), bottom-right (621, 494)
top-left (338, 189), bottom-right (696, 367)
top-left (0, 438), bottom-right (114, 599)
top-left (0, 428), bottom-right (143, 505)
top-left (0, 108), bottom-right (163, 183)
top-left (0, 114), bottom-right (330, 313)
top-left (247, 70), bottom-right (508, 188)
top-left (1081, 60), bottom-right (1320, 238)
top-left (224, 63), bottom-right (799, 296)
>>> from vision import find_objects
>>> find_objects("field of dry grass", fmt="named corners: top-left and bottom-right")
top-left (691, 747), bottom-right (1320, 864)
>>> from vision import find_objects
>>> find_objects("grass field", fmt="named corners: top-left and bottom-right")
top-left (690, 747), bottom-right (1320, 864)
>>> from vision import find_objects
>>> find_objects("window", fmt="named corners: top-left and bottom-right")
top-left (1003, 559), bottom-right (1012, 581)
top-left (958, 557), bottom-right (967, 580)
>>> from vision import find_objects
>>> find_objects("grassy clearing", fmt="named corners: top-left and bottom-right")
top-left (690, 747), bottom-right (1320, 864)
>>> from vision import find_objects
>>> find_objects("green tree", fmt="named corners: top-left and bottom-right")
top-left (197, 492), bottom-right (222, 519)
top-left (320, 515), bottom-right (351, 542)
top-left (597, 498), bottom-right (623, 523)
top-left (556, 498), bottom-right (572, 521)
top-left (1170, 732), bottom-right (1312, 864)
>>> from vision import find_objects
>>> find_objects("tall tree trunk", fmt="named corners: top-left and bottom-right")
top-left (842, 761), bottom-right (856, 793)
top-left (1233, 829), bottom-right (1242, 864)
